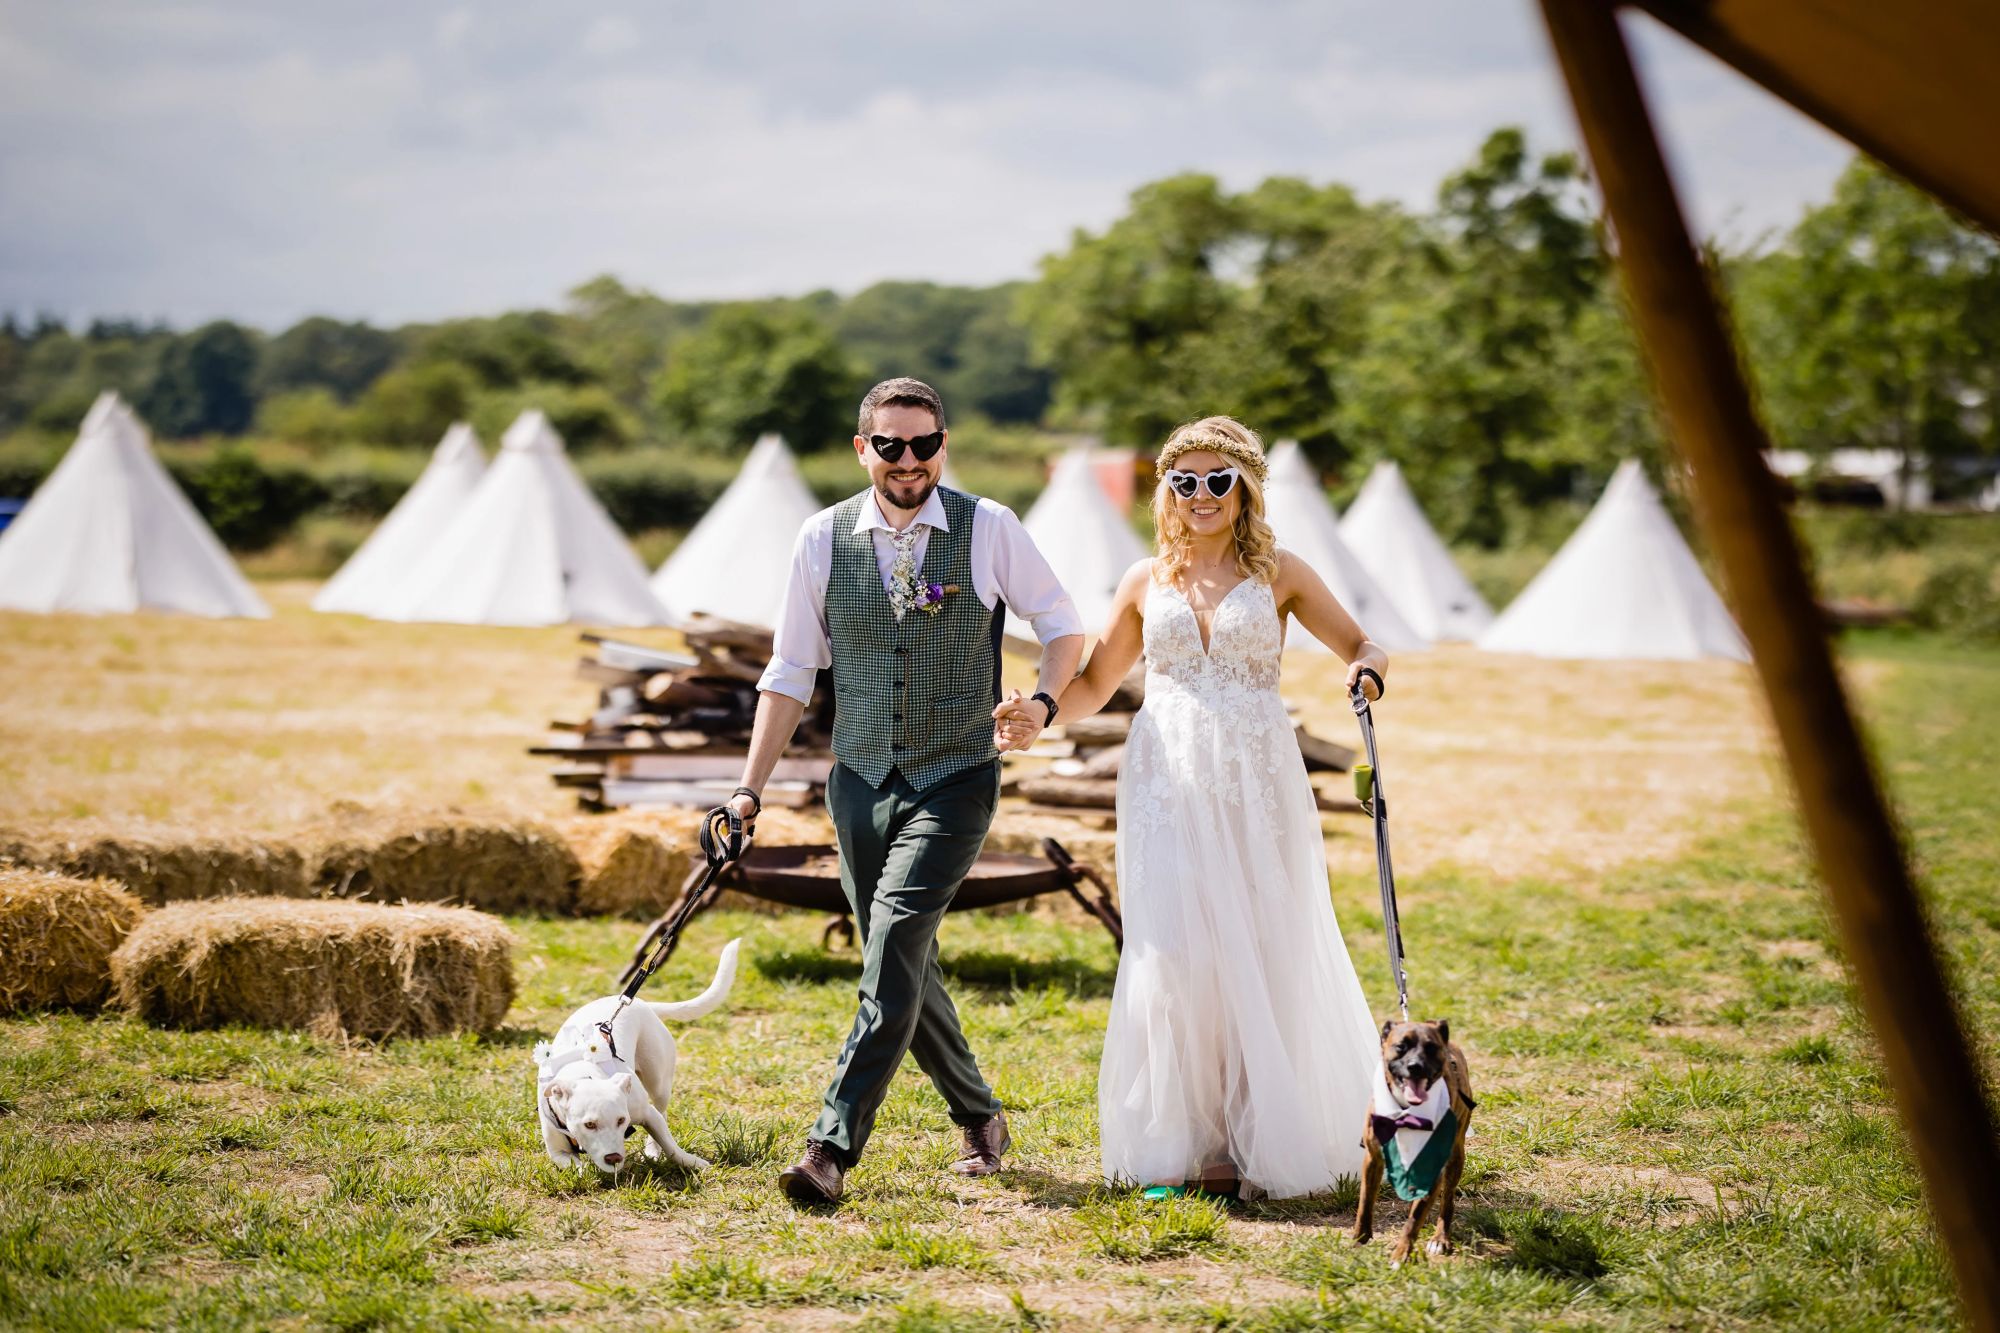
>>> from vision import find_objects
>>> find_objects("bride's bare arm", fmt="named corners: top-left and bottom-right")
top-left (1274, 550), bottom-right (1388, 697)
top-left (1053, 560), bottom-right (1153, 724)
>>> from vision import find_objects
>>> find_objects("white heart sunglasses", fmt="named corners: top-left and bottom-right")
top-left (1163, 466), bottom-right (1241, 500)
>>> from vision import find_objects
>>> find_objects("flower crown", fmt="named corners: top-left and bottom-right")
top-left (1155, 429), bottom-right (1268, 484)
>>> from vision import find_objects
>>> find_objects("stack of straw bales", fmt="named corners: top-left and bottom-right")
top-left (310, 814), bottom-right (581, 914)
top-left (112, 898), bottom-right (515, 1040)
top-left (6, 830), bottom-right (310, 905)
top-left (0, 867), bottom-right (146, 1011)
top-left (1, 802), bottom-right (836, 923)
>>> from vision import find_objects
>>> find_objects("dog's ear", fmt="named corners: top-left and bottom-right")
top-left (1381, 1019), bottom-right (1396, 1040)
top-left (613, 1072), bottom-right (633, 1093)
top-left (546, 1083), bottom-right (570, 1114)
top-left (1433, 1019), bottom-right (1450, 1044)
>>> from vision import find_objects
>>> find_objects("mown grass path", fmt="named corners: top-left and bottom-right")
top-left (3, 632), bottom-right (1995, 1330)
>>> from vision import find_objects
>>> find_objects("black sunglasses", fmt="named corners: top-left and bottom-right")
top-left (869, 432), bottom-right (945, 463)
top-left (1164, 466), bottom-right (1240, 500)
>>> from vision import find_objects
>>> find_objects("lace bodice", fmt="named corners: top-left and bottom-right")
top-left (1142, 574), bottom-right (1283, 701)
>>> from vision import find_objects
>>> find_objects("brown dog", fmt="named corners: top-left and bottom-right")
top-left (1352, 1018), bottom-right (1475, 1264)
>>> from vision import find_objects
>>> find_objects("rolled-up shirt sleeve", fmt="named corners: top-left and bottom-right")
top-left (982, 500), bottom-right (1083, 644)
top-left (757, 516), bottom-right (832, 705)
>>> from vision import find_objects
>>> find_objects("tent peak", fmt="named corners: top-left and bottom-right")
top-left (501, 410), bottom-right (563, 453)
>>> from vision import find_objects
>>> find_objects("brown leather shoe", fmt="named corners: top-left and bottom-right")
top-left (950, 1111), bottom-right (1010, 1176)
top-left (778, 1140), bottom-right (845, 1204)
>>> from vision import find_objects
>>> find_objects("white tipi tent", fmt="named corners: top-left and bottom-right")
top-left (652, 433), bottom-right (820, 628)
top-left (1339, 461), bottom-right (1494, 642)
top-left (1012, 447), bottom-right (1145, 638)
top-left (1479, 460), bottom-right (1748, 661)
top-left (1262, 442), bottom-right (1427, 653)
top-left (382, 410), bottom-right (665, 627)
top-left (0, 391), bottom-right (268, 618)
top-left (313, 423), bottom-right (486, 616)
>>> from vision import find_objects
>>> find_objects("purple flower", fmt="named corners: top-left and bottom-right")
top-left (926, 582), bottom-right (944, 601)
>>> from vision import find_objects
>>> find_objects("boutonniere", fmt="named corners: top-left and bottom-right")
top-left (887, 539), bottom-right (960, 620)
top-left (913, 580), bottom-right (959, 616)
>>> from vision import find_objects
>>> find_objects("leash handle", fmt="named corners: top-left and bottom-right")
top-left (1348, 666), bottom-right (1385, 714)
top-left (699, 803), bottom-right (749, 866)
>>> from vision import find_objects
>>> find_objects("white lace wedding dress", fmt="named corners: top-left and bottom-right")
top-left (1099, 572), bottom-right (1381, 1198)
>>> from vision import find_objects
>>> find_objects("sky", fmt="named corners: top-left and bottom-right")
top-left (0, 1), bottom-right (1854, 331)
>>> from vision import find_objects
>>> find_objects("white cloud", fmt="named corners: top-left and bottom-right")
top-left (436, 7), bottom-right (474, 52)
top-left (580, 15), bottom-right (641, 59)
top-left (0, 0), bottom-right (1855, 328)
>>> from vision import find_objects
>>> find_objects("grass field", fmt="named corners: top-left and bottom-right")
top-left (1, 591), bottom-right (1996, 1330)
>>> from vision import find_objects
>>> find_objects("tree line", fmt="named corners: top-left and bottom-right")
top-left (3, 129), bottom-right (1995, 547)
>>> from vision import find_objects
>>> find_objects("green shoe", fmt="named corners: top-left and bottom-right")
top-left (1140, 1184), bottom-right (1188, 1202)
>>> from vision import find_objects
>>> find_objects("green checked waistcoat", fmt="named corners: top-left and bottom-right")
top-left (826, 487), bottom-right (1002, 791)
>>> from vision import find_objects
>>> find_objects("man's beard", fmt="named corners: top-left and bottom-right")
top-left (875, 472), bottom-right (938, 513)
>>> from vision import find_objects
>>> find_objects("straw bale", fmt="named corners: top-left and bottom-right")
top-left (0, 867), bottom-right (147, 1011)
top-left (310, 815), bottom-right (581, 916)
top-left (568, 812), bottom-right (692, 918)
top-left (562, 804), bottom-right (838, 918)
top-left (112, 898), bottom-right (514, 1039)
top-left (15, 830), bottom-right (310, 905)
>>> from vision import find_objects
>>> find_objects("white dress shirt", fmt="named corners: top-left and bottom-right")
top-left (757, 487), bottom-right (1083, 704)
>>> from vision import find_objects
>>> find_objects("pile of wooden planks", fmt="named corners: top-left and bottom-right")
top-left (1006, 667), bottom-right (1362, 818)
top-left (533, 616), bottom-right (834, 811)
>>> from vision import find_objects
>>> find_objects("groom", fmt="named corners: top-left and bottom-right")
top-left (730, 378), bottom-right (1083, 1204)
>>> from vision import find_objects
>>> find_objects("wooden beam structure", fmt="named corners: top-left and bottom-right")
top-left (1633, 0), bottom-right (2000, 234)
top-left (1534, 2), bottom-right (2000, 1326)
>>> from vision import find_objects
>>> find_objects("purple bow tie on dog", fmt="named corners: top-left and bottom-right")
top-left (1371, 1109), bottom-right (1436, 1138)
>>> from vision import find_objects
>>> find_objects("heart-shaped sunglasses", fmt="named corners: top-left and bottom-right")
top-left (1163, 466), bottom-right (1241, 500)
top-left (869, 432), bottom-right (946, 464)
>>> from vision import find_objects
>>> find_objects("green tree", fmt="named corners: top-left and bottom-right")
top-left (469, 381), bottom-right (635, 451)
top-left (951, 288), bottom-right (1053, 423)
top-left (349, 360), bottom-right (477, 446)
top-left (257, 317), bottom-right (399, 403)
top-left (1022, 174), bottom-right (1240, 445)
top-left (1734, 157), bottom-right (2000, 487)
top-left (0, 318), bottom-right (173, 433)
top-left (655, 303), bottom-right (860, 452)
top-left (1338, 129), bottom-right (1611, 545)
top-left (833, 281), bottom-right (1050, 423)
top-left (566, 275), bottom-right (715, 420)
top-left (141, 320), bottom-right (262, 437)
top-left (1020, 173), bottom-right (1404, 460)
top-left (253, 386), bottom-right (351, 449)
top-left (413, 311), bottom-right (588, 389)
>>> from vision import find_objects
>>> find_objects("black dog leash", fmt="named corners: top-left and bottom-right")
top-left (601, 804), bottom-right (751, 1043)
top-left (1349, 666), bottom-right (1409, 1020)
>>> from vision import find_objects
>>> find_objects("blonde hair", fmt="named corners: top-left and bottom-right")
top-left (1151, 415), bottom-right (1281, 588)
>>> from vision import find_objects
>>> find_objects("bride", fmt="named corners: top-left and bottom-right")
top-left (1006, 416), bottom-right (1387, 1201)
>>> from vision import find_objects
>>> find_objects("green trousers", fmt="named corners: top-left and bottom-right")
top-left (811, 758), bottom-right (1004, 1164)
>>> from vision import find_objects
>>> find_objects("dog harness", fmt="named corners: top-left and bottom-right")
top-left (1369, 1068), bottom-right (1459, 1201)
top-left (535, 1014), bottom-right (636, 1154)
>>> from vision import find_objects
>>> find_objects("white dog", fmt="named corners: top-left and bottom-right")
top-left (534, 938), bottom-right (740, 1175)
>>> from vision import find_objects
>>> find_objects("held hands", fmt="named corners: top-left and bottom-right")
top-left (991, 688), bottom-right (1050, 753)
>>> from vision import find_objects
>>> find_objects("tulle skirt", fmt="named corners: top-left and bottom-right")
top-left (1098, 685), bottom-right (1381, 1198)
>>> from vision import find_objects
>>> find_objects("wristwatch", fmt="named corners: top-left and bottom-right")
top-left (1030, 691), bottom-right (1060, 726)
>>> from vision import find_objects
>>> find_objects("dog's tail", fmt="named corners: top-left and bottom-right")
top-left (643, 937), bottom-right (741, 1022)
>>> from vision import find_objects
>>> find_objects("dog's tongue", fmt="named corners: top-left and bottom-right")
top-left (1402, 1078), bottom-right (1430, 1105)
